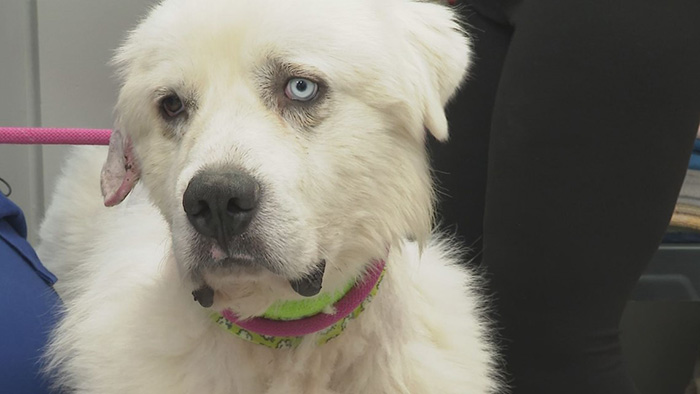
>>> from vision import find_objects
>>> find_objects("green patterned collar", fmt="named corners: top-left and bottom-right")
top-left (212, 261), bottom-right (386, 349)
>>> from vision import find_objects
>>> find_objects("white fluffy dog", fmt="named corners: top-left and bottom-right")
top-left (38, 0), bottom-right (499, 393)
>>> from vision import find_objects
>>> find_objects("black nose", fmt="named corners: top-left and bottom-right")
top-left (182, 169), bottom-right (261, 249)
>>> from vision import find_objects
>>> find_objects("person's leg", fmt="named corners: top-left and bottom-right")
top-left (429, 3), bottom-right (512, 264)
top-left (483, 0), bottom-right (700, 392)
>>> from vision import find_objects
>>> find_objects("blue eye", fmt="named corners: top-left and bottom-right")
top-left (284, 78), bottom-right (318, 102)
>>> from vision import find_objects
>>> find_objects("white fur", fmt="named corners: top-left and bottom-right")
top-left (39, 1), bottom-right (500, 393)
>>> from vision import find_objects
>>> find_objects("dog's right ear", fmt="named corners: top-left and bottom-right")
top-left (398, 0), bottom-right (471, 142)
top-left (101, 128), bottom-right (140, 207)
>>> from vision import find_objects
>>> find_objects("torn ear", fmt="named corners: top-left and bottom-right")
top-left (101, 128), bottom-right (140, 207)
top-left (402, 1), bottom-right (471, 142)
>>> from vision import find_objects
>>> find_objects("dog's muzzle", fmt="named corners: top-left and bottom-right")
top-left (183, 168), bottom-right (327, 305)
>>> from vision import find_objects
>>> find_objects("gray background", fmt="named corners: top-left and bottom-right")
top-left (0, 0), bottom-right (154, 244)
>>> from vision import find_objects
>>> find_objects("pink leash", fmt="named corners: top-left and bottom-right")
top-left (0, 127), bottom-right (111, 145)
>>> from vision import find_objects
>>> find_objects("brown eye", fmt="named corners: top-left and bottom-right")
top-left (161, 94), bottom-right (185, 118)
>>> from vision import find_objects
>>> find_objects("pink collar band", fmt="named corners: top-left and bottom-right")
top-left (220, 259), bottom-right (386, 338)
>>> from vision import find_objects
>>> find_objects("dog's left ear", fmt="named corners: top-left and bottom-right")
top-left (399, 1), bottom-right (471, 142)
top-left (101, 128), bottom-right (140, 207)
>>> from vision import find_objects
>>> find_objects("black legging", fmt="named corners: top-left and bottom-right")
top-left (429, 1), bottom-right (700, 393)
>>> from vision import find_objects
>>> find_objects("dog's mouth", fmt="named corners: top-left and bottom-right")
top-left (190, 259), bottom-right (327, 308)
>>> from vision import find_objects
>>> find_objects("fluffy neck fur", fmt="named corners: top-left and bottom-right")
top-left (122, 242), bottom-right (489, 394)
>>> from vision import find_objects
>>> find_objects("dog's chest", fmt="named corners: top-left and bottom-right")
top-left (170, 325), bottom-right (384, 394)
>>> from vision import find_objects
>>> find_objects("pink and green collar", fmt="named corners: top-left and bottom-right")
top-left (212, 260), bottom-right (386, 349)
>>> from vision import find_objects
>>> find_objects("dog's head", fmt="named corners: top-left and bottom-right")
top-left (101, 0), bottom-right (470, 314)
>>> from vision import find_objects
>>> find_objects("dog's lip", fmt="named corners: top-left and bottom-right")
top-left (210, 244), bottom-right (257, 264)
top-left (192, 284), bottom-right (215, 308)
top-left (221, 253), bottom-right (257, 265)
top-left (207, 242), bottom-right (259, 266)
top-left (288, 260), bottom-right (326, 297)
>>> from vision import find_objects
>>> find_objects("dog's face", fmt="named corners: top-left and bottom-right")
top-left (100, 0), bottom-right (469, 313)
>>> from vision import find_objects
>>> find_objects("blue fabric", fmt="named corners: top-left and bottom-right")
top-left (0, 195), bottom-right (60, 393)
top-left (689, 153), bottom-right (700, 171)
top-left (689, 140), bottom-right (700, 170)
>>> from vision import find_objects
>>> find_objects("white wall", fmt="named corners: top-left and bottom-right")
top-left (0, 0), bottom-right (155, 244)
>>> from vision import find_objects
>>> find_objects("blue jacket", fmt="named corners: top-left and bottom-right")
top-left (0, 195), bottom-right (60, 393)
